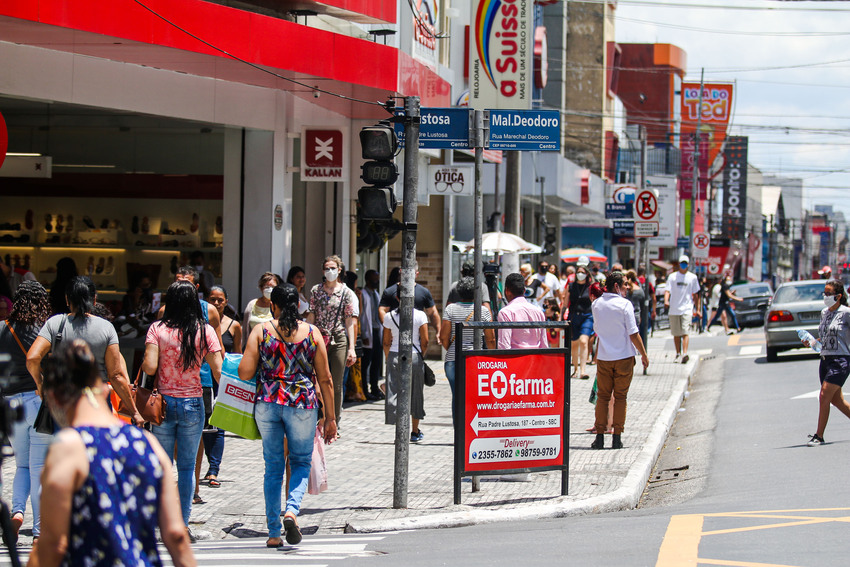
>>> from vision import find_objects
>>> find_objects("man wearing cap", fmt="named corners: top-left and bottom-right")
top-left (819, 266), bottom-right (833, 280)
top-left (664, 255), bottom-right (701, 364)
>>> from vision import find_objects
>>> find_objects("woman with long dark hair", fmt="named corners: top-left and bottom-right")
top-left (286, 266), bottom-right (309, 315)
top-left (35, 340), bottom-right (196, 567)
top-left (142, 280), bottom-right (222, 527)
top-left (565, 264), bottom-right (594, 380)
top-left (240, 284), bottom-right (336, 548)
top-left (48, 256), bottom-right (78, 315)
top-left (805, 279), bottom-right (850, 446)
top-left (27, 276), bottom-right (143, 427)
top-left (0, 280), bottom-right (52, 541)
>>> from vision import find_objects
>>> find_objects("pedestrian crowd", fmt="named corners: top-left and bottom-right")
top-left (0, 250), bottom-right (664, 563)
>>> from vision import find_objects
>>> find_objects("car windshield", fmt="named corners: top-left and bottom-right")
top-left (773, 283), bottom-right (824, 304)
top-left (738, 285), bottom-right (771, 295)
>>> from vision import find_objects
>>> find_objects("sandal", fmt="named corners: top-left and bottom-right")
top-left (266, 537), bottom-right (283, 548)
top-left (193, 495), bottom-right (205, 505)
top-left (208, 479), bottom-right (221, 488)
top-left (283, 514), bottom-right (302, 545)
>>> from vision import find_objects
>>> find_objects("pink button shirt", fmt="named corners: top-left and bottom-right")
top-left (497, 297), bottom-right (548, 349)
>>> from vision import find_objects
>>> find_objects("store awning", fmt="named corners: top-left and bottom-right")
top-left (651, 259), bottom-right (673, 272)
top-left (0, 0), bottom-right (450, 119)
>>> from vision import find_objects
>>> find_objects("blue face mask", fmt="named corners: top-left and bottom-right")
top-left (679, 262), bottom-right (688, 270)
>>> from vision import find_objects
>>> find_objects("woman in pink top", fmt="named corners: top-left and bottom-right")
top-left (143, 281), bottom-right (222, 528)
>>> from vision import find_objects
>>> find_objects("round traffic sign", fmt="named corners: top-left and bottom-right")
top-left (708, 262), bottom-right (720, 275)
top-left (693, 233), bottom-right (709, 250)
top-left (635, 190), bottom-right (658, 220)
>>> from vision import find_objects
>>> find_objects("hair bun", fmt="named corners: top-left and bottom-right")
top-left (271, 283), bottom-right (298, 308)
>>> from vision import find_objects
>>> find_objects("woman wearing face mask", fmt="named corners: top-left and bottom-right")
top-left (306, 255), bottom-right (359, 426)
top-left (707, 274), bottom-right (742, 335)
top-left (564, 265), bottom-right (594, 380)
top-left (804, 279), bottom-right (850, 447)
top-left (242, 272), bottom-right (282, 348)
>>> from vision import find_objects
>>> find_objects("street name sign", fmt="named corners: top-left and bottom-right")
top-left (488, 110), bottom-right (561, 151)
top-left (605, 203), bottom-right (633, 219)
top-left (395, 107), bottom-right (473, 149)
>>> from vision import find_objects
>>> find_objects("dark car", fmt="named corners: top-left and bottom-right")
top-left (730, 282), bottom-right (773, 327)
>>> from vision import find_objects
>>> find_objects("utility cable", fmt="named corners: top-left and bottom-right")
top-left (131, 0), bottom-right (388, 110)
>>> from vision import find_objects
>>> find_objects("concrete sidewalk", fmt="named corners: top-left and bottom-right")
top-left (2, 330), bottom-right (698, 541)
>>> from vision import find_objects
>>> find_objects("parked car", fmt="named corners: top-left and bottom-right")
top-left (730, 282), bottom-right (773, 327)
top-left (764, 280), bottom-right (825, 362)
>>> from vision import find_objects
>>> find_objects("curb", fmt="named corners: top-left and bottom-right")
top-left (345, 356), bottom-right (699, 534)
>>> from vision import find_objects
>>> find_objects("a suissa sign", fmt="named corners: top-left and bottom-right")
top-left (454, 336), bottom-right (569, 503)
top-left (469, 0), bottom-right (533, 110)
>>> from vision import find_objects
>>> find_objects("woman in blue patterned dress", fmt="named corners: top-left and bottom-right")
top-left (33, 339), bottom-right (195, 567)
top-left (240, 283), bottom-right (337, 548)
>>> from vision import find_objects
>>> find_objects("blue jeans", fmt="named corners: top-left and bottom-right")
top-left (708, 304), bottom-right (740, 330)
top-left (254, 400), bottom-right (317, 538)
top-left (9, 391), bottom-right (52, 536)
top-left (202, 428), bottom-right (225, 477)
top-left (151, 395), bottom-right (204, 525)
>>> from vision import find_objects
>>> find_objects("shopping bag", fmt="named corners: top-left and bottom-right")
top-left (589, 377), bottom-right (598, 405)
top-left (209, 353), bottom-right (262, 440)
top-left (307, 424), bottom-right (328, 495)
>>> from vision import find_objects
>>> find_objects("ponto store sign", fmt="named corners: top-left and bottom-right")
top-left (469, 0), bottom-right (533, 110)
top-left (464, 353), bottom-right (566, 472)
top-left (301, 128), bottom-right (348, 182)
top-left (428, 165), bottom-right (474, 196)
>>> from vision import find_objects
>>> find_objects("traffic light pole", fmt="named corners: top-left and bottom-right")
top-left (393, 95), bottom-right (420, 509)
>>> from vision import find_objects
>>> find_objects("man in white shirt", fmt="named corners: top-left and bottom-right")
top-left (530, 260), bottom-right (560, 307)
top-left (664, 254), bottom-right (701, 364)
top-left (590, 271), bottom-right (649, 450)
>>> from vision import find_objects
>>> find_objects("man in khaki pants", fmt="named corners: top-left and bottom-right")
top-left (590, 271), bottom-right (649, 450)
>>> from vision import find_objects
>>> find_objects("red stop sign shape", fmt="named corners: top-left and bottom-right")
top-left (0, 111), bottom-right (7, 170)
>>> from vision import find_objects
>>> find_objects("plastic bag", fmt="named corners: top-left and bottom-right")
top-left (209, 353), bottom-right (262, 440)
top-left (307, 424), bottom-right (328, 495)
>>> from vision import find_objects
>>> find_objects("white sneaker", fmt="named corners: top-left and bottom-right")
top-left (807, 434), bottom-right (825, 447)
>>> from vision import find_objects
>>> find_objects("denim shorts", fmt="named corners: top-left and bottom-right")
top-left (819, 355), bottom-right (850, 387)
top-left (569, 312), bottom-right (594, 342)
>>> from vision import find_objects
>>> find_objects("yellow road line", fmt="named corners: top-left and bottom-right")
top-left (656, 514), bottom-right (704, 567)
top-left (696, 559), bottom-right (801, 567)
top-left (701, 518), bottom-right (833, 536)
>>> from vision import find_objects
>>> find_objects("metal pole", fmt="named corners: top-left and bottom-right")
top-left (538, 176), bottom-right (546, 252)
top-left (393, 95), bottom-right (420, 509)
top-left (504, 151), bottom-right (521, 235)
top-left (639, 125), bottom-right (650, 359)
top-left (690, 68), bottom-right (705, 246)
top-left (494, 156), bottom-right (501, 233)
top-left (473, 110), bottom-right (485, 350)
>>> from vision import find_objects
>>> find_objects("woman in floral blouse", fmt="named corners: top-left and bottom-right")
top-left (306, 255), bottom-right (358, 425)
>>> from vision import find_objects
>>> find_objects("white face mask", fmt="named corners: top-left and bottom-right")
top-left (324, 268), bottom-right (339, 282)
top-left (262, 287), bottom-right (273, 299)
top-left (824, 294), bottom-right (839, 308)
top-left (576, 272), bottom-right (587, 282)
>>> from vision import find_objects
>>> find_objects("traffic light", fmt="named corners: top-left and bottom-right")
top-left (357, 122), bottom-right (400, 252)
top-left (358, 122), bottom-right (398, 221)
top-left (543, 226), bottom-right (557, 256)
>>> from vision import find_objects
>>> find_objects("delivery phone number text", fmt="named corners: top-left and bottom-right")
top-left (471, 447), bottom-right (557, 461)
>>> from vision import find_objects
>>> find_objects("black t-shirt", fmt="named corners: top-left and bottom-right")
top-left (568, 282), bottom-right (593, 316)
top-left (718, 280), bottom-right (732, 308)
top-left (0, 321), bottom-right (40, 395)
top-left (380, 283), bottom-right (435, 312)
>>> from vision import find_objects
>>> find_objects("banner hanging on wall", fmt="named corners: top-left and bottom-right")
top-left (469, 0), bottom-right (533, 110)
top-left (722, 136), bottom-right (748, 241)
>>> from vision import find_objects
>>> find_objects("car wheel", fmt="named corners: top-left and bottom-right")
top-left (766, 346), bottom-right (778, 363)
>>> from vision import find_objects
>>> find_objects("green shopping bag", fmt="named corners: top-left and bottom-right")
top-left (209, 353), bottom-right (262, 440)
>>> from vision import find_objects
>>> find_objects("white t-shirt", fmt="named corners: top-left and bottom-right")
top-left (709, 283), bottom-right (721, 310)
top-left (666, 270), bottom-right (701, 315)
top-left (534, 272), bottom-right (561, 303)
top-left (383, 308), bottom-right (428, 353)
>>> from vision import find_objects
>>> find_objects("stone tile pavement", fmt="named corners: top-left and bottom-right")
top-left (2, 329), bottom-right (698, 541)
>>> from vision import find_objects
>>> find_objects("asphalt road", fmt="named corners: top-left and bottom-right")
top-left (344, 329), bottom-right (850, 567)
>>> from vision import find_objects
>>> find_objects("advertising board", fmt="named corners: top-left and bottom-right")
top-left (462, 351), bottom-right (566, 473)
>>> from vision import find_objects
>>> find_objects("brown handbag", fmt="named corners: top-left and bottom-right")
top-left (117, 368), bottom-right (166, 426)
